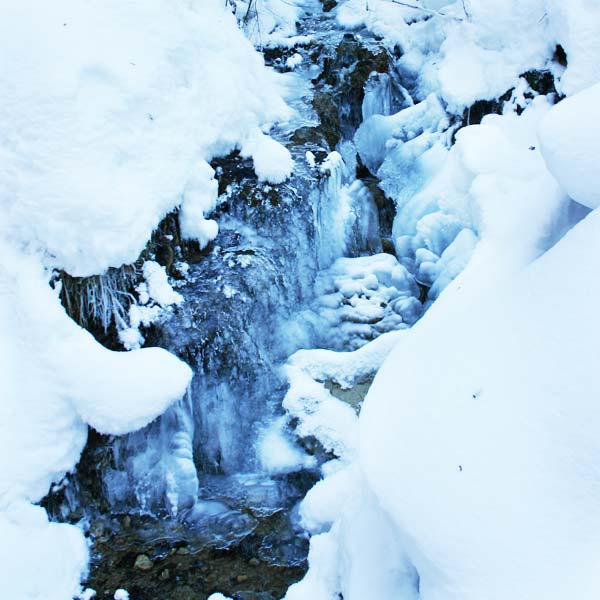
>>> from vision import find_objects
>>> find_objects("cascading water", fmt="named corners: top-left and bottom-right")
top-left (47, 6), bottom-right (436, 599)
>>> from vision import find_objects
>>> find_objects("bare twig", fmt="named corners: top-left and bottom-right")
top-left (389, 0), bottom-right (464, 20)
top-left (462, 0), bottom-right (471, 19)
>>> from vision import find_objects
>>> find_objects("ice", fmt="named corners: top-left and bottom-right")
top-left (355, 94), bottom-right (449, 175)
top-left (362, 72), bottom-right (396, 121)
top-left (316, 153), bottom-right (381, 268)
top-left (310, 254), bottom-right (419, 350)
top-left (114, 590), bottom-right (129, 600)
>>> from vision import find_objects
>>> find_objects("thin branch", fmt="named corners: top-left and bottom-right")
top-left (388, 0), bottom-right (464, 20)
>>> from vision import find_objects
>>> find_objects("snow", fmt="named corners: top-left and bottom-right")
top-left (285, 33), bottom-right (596, 597)
top-left (141, 261), bottom-right (183, 307)
top-left (258, 416), bottom-right (317, 474)
top-left (539, 82), bottom-right (600, 209)
top-left (286, 53), bottom-right (304, 69)
top-left (179, 161), bottom-right (220, 248)
top-left (0, 0), bottom-right (293, 277)
top-left (113, 590), bottom-right (129, 600)
top-left (545, 0), bottom-right (600, 96)
top-left (338, 0), bottom-right (600, 114)
top-left (356, 202), bottom-right (600, 600)
top-left (237, 0), bottom-right (305, 48)
top-left (242, 130), bottom-right (295, 183)
top-left (0, 242), bottom-right (193, 599)
top-left (0, 0), bottom-right (295, 596)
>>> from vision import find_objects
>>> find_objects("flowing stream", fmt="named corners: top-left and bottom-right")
top-left (44, 4), bottom-right (430, 599)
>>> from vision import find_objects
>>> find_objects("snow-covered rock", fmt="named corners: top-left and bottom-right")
top-left (539, 82), bottom-right (600, 209)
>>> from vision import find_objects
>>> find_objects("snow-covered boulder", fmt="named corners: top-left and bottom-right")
top-left (539, 82), bottom-right (600, 209)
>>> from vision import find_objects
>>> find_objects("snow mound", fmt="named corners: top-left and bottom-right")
top-left (539, 82), bottom-right (600, 209)
top-left (358, 204), bottom-right (600, 600)
top-left (287, 93), bottom-right (585, 600)
top-left (546, 0), bottom-right (600, 96)
top-left (0, 0), bottom-right (293, 277)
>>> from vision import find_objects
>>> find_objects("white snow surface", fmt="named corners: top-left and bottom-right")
top-left (0, 0), bottom-right (293, 277)
top-left (539, 82), bottom-right (600, 209)
top-left (357, 203), bottom-right (600, 600)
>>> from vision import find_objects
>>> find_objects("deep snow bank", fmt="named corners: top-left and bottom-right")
top-left (360, 201), bottom-right (600, 600)
top-left (0, 0), bottom-right (294, 277)
top-left (281, 0), bottom-right (600, 588)
top-left (539, 82), bottom-right (600, 209)
top-left (285, 1), bottom-right (600, 599)
top-left (0, 0), bottom-right (295, 597)
top-left (285, 89), bottom-right (586, 599)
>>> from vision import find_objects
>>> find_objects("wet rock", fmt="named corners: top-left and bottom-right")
top-left (290, 126), bottom-right (327, 147)
top-left (134, 554), bottom-right (154, 571)
top-left (233, 593), bottom-right (275, 600)
top-left (522, 69), bottom-right (559, 97)
top-left (312, 92), bottom-right (341, 149)
top-left (381, 238), bottom-right (396, 256)
top-left (324, 379), bottom-right (373, 411)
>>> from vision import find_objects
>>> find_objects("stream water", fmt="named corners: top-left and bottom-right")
top-left (45, 4), bottom-right (430, 599)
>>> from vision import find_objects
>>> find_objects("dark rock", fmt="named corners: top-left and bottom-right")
top-left (233, 593), bottom-right (275, 600)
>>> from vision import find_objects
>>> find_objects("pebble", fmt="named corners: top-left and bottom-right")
top-left (248, 558), bottom-right (260, 567)
top-left (134, 554), bottom-right (154, 571)
top-left (236, 574), bottom-right (249, 583)
top-left (159, 568), bottom-right (170, 581)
